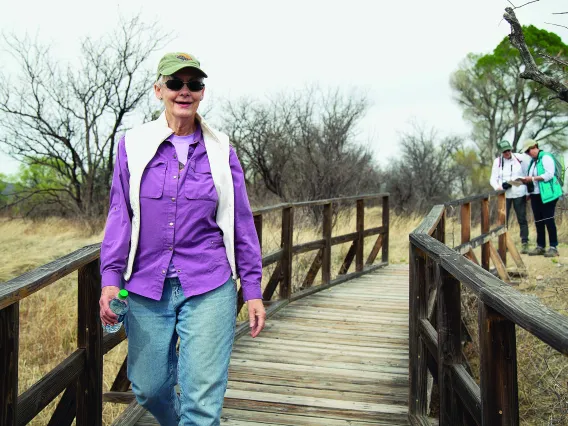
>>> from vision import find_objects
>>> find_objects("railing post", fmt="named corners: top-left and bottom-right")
top-left (322, 203), bottom-right (332, 285)
top-left (436, 210), bottom-right (446, 244)
top-left (479, 303), bottom-right (519, 426)
top-left (436, 265), bottom-right (463, 425)
top-left (0, 302), bottom-right (19, 426)
top-left (76, 259), bottom-right (103, 426)
top-left (461, 203), bottom-right (471, 244)
top-left (408, 244), bottom-right (428, 419)
top-left (481, 198), bottom-right (490, 270)
top-left (382, 195), bottom-right (389, 264)
top-left (356, 199), bottom-right (364, 272)
top-left (280, 207), bottom-right (293, 299)
top-left (497, 193), bottom-right (507, 265)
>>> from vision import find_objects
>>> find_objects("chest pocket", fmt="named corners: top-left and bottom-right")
top-left (140, 159), bottom-right (167, 199)
top-left (185, 160), bottom-right (218, 202)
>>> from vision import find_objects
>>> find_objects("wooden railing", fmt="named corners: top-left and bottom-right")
top-left (409, 191), bottom-right (568, 426)
top-left (0, 193), bottom-right (389, 426)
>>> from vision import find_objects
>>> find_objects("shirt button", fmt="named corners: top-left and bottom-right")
top-left (177, 269), bottom-right (181, 273)
top-left (169, 246), bottom-right (173, 251)
top-left (173, 175), bottom-right (177, 179)
top-left (161, 270), bottom-right (166, 275)
top-left (171, 197), bottom-right (176, 202)
top-left (174, 154), bottom-right (177, 159)
top-left (169, 222), bottom-right (174, 226)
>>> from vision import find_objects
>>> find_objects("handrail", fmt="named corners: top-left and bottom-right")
top-left (408, 191), bottom-right (568, 426)
top-left (0, 193), bottom-right (390, 426)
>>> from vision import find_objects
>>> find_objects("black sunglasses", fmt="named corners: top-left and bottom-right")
top-left (164, 79), bottom-right (205, 92)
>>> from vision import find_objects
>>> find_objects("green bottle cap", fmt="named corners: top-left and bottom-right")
top-left (118, 289), bottom-right (129, 300)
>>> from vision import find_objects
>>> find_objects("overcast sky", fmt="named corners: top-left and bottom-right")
top-left (1, 0), bottom-right (566, 175)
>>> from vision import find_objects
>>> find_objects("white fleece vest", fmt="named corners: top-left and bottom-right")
top-left (123, 112), bottom-right (236, 281)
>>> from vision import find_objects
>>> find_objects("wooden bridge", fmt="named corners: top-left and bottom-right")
top-left (1, 192), bottom-right (568, 426)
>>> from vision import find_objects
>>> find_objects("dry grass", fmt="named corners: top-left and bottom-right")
top-left (1, 209), bottom-right (420, 425)
top-left (4, 207), bottom-right (566, 425)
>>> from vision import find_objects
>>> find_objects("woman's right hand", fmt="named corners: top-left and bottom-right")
top-left (100, 286), bottom-right (120, 326)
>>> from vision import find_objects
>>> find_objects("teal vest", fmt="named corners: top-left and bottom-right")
top-left (532, 151), bottom-right (562, 203)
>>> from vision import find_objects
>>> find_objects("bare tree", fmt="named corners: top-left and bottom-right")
top-left (222, 87), bottom-right (381, 208)
top-left (0, 15), bottom-right (168, 217)
top-left (503, 7), bottom-right (568, 104)
top-left (386, 125), bottom-right (464, 214)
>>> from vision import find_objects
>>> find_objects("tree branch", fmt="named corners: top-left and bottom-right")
top-left (503, 7), bottom-right (568, 103)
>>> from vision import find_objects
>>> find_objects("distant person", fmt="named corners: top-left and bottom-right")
top-left (520, 139), bottom-right (562, 257)
top-left (99, 52), bottom-right (266, 425)
top-left (490, 140), bottom-right (529, 254)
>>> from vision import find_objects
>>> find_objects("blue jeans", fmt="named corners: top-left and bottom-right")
top-left (125, 277), bottom-right (237, 426)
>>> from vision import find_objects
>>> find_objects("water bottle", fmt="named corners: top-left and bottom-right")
top-left (103, 289), bottom-right (129, 333)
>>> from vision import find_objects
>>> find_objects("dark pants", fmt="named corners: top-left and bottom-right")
top-left (530, 195), bottom-right (558, 248)
top-left (506, 196), bottom-right (529, 244)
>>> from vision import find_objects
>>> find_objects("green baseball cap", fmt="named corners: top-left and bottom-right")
top-left (156, 52), bottom-right (208, 81)
top-left (496, 140), bottom-right (512, 152)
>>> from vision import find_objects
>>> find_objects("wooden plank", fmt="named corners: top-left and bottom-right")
top-left (280, 207), bottom-right (293, 299)
top-left (293, 239), bottom-right (326, 255)
top-left (338, 242), bottom-right (357, 275)
top-left (488, 241), bottom-right (510, 282)
top-left (262, 261), bottom-right (282, 302)
top-left (17, 349), bottom-right (84, 426)
top-left (505, 233), bottom-right (525, 270)
top-left (221, 408), bottom-right (396, 426)
top-left (481, 198), bottom-right (490, 270)
top-left (465, 249), bottom-right (479, 265)
top-left (461, 203), bottom-right (471, 245)
top-left (453, 226), bottom-right (506, 255)
top-left (382, 196), bottom-right (389, 263)
top-left (228, 371), bottom-right (408, 398)
top-left (47, 383), bottom-right (77, 426)
top-left (322, 203), bottom-right (332, 285)
top-left (110, 355), bottom-right (130, 392)
top-left (497, 193), bottom-right (507, 264)
top-left (479, 303), bottom-right (519, 426)
top-left (230, 351), bottom-right (407, 374)
top-left (408, 245), bottom-right (428, 418)
top-left (302, 248), bottom-right (323, 288)
top-left (410, 233), bottom-right (568, 355)
top-left (227, 381), bottom-right (408, 406)
top-left (356, 199), bottom-right (364, 272)
top-left (366, 235), bottom-right (383, 266)
top-left (0, 244), bottom-right (100, 310)
top-left (222, 397), bottom-right (408, 423)
top-left (262, 249), bottom-right (283, 267)
top-left (110, 400), bottom-right (145, 426)
top-left (76, 260), bottom-right (103, 426)
top-left (0, 302), bottom-right (19, 426)
top-left (437, 265), bottom-right (463, 425)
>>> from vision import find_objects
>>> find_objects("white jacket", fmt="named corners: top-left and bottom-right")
top-left (489, 154), bottom-right (528, 199)
top-left (123, 112), bottom-right (236, 281)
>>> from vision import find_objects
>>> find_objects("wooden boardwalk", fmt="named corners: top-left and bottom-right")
top-left (134, 265), bottom-right (413, 425)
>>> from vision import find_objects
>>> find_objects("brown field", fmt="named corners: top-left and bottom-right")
top-left (1, 206), bottom-right (566, 425)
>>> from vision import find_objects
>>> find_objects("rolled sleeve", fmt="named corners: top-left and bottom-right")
top-left (230, 147), bottom-right (263, 301)
top-left (540, 155), bottom-right (555, 182)
top-left (100, 137), bottom-right (132, 288)
top-left (489, 157), bottom-right (501, 190)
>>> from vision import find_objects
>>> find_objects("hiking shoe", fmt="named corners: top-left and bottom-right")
top-left (544, 247), bottom-right (559, 258)
top-left (528, 246), bottom-right (546, 256)
top-left (521, 243), bottom-right (529, 254)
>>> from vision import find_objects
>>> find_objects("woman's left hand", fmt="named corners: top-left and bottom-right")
top-left (246, 299), bottom-right (266, 338)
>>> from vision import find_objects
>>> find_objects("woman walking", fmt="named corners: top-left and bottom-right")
top-left (99, 52), bottom-right (265, 425)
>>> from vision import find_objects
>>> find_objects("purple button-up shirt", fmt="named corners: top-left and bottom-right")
top-left (100, 125), bottom-right (262, 301)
